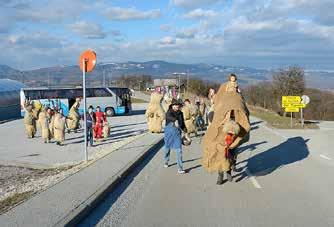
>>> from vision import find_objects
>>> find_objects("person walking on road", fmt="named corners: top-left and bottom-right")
top-left (94, 106), bottom-right (106, 141)
top-left (66, 98), bottom-right (81, 133)
top-left (182, 99), bottom-right (198, 137)
top-left (54, 108), bottom-right (66, 146)
top-left (145, 92), bottom-right (165, 133)
top-left (202, 78), bottom-right (250, 185)
top-left (86, 105), bottom-right (96, 146)
top-left (23, 104), bottom-right (36, 139)
top-left (38, 107), bottom-right (51, 143)
top-left (163, 100), bottom-right (187, 174)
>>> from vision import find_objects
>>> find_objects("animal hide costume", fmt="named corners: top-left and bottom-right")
top-left (202, 82), bottom-right (250, 172)
top-left (145, 93), bottom-right (165, 133)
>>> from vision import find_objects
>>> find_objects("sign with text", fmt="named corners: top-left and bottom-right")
top-left (282, 96), bottom-right (307, 109)
top-left (285, 107), bottom-right (300, 112)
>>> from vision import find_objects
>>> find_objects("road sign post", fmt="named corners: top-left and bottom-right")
top-left (301, 95), bottom-right (310, 128)
top-left (79, 50), bottom-right (96, 162)
top-left (282, 95), bottom-right (310, 129)
top-left (82, 59), bottom-right (87, 161)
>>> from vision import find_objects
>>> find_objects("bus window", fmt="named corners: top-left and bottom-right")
top-left (93, 88), bottom-right (112, 97)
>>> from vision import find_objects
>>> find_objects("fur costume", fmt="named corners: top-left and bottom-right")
top-left (66, 101), bottom-right (80, 131)
top-left (202, 82), bottom-right (250, 173)
top-left (102, 122), bottom-right (110, 139)
top-left (145, 93), bottom-right (165, 133)
top-left (182, 103), bottom-right (197, 134)
top-left (54, 112), bottom-right (66, 143)
top-left (38, 109), bottom-right (51, 142)
top-left (24, 105), bottom-right (36, 138)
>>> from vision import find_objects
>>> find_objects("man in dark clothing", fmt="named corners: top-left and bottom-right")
top-left (163, 100), bottom-right (187, 174)
top-left (86, 105), bottom-right (96, 147)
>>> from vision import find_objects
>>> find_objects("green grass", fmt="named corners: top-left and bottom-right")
top-left (249, 105), bottom-right (319, 129)
top-left (0, 191), bottom-right (34, 215)
top-left (131, 97), bottom-right (148, 103)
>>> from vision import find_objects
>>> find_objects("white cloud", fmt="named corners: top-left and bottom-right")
top-left (104, 7), bottom-right (161, 21)
top-left (176, 28), bottom-right (198, 39)
top-left (171, 0), bottom-right (223, 9)
top-left (160, 36), bottom-right (176, 45)
top-left (69, 21), bottom-right (107, 39)
top-left (183, 8), bottom-right (218, 20)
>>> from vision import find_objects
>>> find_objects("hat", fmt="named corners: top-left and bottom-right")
top-left (171, 99), bottom-right (182, 106)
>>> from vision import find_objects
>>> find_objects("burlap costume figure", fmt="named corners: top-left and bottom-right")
top-left (54, 112), bottom-right (66, 145)
top-left (202, 82), bottom-right (250, 173)
top-left (32, 101), bottom-right (42, 132)
top-left (182, 102), bottom-right (197, 135)
top-left (145, 93), bottom-right (165, 133)
top-left (49, 113), bottom-right (55, 139)
top-left (102, 122), bottom-right (110, 139)
top-left (24, 105), bottom-right (36, 138)
top-left (162, 96), bottom-right (173, 113)
top-left (66, 100), bottom-right (80, 132)
top-left (38, 108), bottom-right (51, 143)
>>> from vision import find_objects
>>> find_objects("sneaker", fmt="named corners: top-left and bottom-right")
top-left (226, 172), bottom-right (233, 182)
top-left (164, 163), bottom-right (169, 168)
top-left (178, 169), bottom-right (186, 174)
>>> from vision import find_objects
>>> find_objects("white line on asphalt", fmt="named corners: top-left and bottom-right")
top-left (320, 154), bottom-right (332, 160)
top-left (245, 168), bottom-right (262, 189)
top-left (262, 125), bottom-right (288, 139)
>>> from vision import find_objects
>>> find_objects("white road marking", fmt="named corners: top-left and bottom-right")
top-left (320, 154), bottom-right (332, 160)
top-left (245, 168), bottom-right (262, 189)
top-left (262, 124), bottom-right (288, 139)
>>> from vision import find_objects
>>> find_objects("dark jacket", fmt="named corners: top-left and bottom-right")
top-left (165, 107), bottom-right (187, 133)
top-left (86, 112), bottom-right (96, 128)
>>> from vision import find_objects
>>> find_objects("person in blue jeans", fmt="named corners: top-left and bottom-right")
top-left (163, 100), bottom-right (187, 174)
top-left (86, 105), bottom-right (96, 147)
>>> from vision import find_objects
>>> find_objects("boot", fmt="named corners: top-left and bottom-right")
top-left (216, 172), bottom-right (224, 185)
top-left (226, 170), bottom-right (233, 182)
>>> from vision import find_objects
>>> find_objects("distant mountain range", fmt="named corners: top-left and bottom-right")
top-left (1, 61), bottom-right (333, 90)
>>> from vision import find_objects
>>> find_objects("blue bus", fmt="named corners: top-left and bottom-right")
top-left (20, 87), bottom-right (132, 117)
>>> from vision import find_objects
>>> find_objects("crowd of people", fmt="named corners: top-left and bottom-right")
top-left (23, 73), bottom-right (249, 185)
top-left (23, 99), bottom-right (110, 147)
top-left (146, 74), bottom-right (251, 185)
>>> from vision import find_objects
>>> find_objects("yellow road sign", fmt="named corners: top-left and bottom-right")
top-left (282, 96), bottom-right (301, 103)
top-left (283, 103), bottom-right (306, 108)
top-left (285, 107), bottom-right (299, 112)
top-left (282, 96), bottom-right (304, 108)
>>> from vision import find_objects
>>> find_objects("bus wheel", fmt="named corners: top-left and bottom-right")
top-left (105, 107), bottom-right (115, 117)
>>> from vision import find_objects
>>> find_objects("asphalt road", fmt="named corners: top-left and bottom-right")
top-left (0, 103), bottom-right (148, 168)
top-left (80, 117), bottom-right (334, 227)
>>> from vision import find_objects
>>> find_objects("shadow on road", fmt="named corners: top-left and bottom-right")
top-left (250, 125), bottom-right (260, 131)
top-left (111, 122), bottom-right (146, 129)
top-left (237, 141), bottom-right (268, 155)
top-left (250, 121), bottom-right (263, 126)
top-left (130, 110), bottom-right (146, 116)
top-left (235, 137), bottom-right (309, 181)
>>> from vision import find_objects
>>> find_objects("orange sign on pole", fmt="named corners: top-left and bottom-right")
top-left (79, 50), bottom-right (96, 162)
top-left (79, 50), bottom-right (96, 73)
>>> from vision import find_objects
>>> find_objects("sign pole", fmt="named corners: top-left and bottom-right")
top-left (301, 107), bottom-right (304, 128)
top-left (83, 59), bottom-right (88, 162)
top-left (290, 112), bottom-right (293, 128)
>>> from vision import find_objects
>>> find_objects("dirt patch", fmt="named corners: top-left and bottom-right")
top-left (0, 191), bottom-right (34, 215)
top-left (0, 165), bottom-right (73, 214)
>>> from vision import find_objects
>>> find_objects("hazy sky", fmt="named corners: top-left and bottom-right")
top-left (1, 0), bottom-right (334, 70)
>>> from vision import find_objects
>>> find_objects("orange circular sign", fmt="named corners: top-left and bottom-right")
top-left (79, 50), bottom-right (97, 72)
